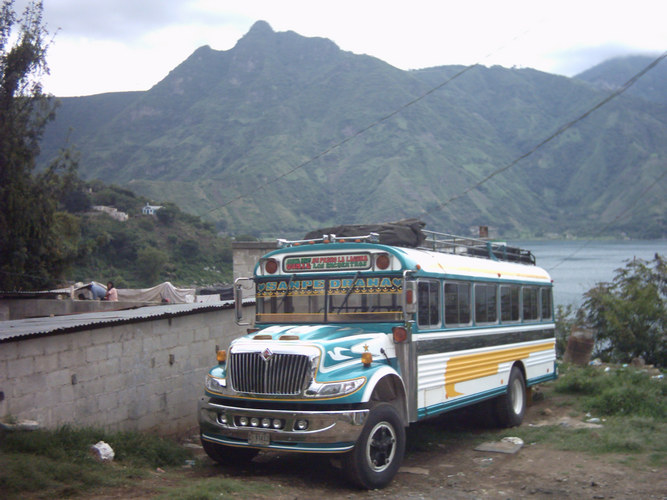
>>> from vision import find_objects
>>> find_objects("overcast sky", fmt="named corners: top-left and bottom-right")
top-left (14, 0), bottom-right (667, 97)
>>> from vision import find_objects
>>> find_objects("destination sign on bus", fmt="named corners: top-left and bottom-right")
top-left (283, 253), bottom-right (371, 272)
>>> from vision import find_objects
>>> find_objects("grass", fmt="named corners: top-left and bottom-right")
top-left (1, 364), bottom-right (664, 498)
top-left (0, 426), bottom-right (192, 499)
top-left (155, 477), bottom-right (274, 500)
top-left (405, 363), bottom-right (666, 467)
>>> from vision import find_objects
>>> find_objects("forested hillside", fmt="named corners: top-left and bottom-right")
top-left (38, 21), bottom-right (667, 239)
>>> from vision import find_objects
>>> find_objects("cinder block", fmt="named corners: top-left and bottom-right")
top-left (46, 368), bottom-right (71, 389)
top-left (8, 356), bottom-right (35, 378)
top-left (96, 358), bottom-right (120, 378)
top-left (59, 384), bottom-right (75, 404)
top-left (178, 329), bottom-right (195, 345)
top-left (107, 342), bottom-right (122, 360)
top-left (104, 373), bottom-right (126, 393)
top-left (42, 334), bottom-right (72, 355)
top-left (161, 332), bottom-right (179, 349)
top-left (17, 338), bottom-right (44, 358)
top-left (85, 344), bottom-right (108, 363)
top-left (38, 352), bottom-right (60, 374)
top-left (58, 348), bottom-right (86, 368)
top-left (90, 328), bottom-right (116, 346)
top-left (0, 341), bottom-right (18, 362)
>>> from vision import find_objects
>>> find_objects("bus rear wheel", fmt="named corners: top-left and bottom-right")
top-left (494, 366), bottom-right (526, 428)
top-left (343, 403), bottom-right (405, 489)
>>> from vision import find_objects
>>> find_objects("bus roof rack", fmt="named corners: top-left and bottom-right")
top-left (278, 227), bottom-right (535, 265)
top-left (419, 230), bottom-right (535, 265)
top-left (277, 233), bottom-right (380, 248)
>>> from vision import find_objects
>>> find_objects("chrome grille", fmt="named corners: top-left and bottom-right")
top-left (229, 352), bottom-right (312, 395)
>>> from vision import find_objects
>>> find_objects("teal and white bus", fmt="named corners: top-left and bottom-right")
top-left (199, 225), bottom-right (557, 489)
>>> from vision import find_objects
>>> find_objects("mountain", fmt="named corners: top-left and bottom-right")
top-left (38, 22), bottom-right (667, 239)
top-left (575, 54), bottom-right (667, 106)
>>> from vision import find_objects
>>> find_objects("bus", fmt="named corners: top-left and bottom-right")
top-left (198, 226), bottom-right (557, 489)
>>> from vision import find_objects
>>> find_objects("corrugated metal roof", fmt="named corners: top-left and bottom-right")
top-left (0, 298), bottom-right (256, 343)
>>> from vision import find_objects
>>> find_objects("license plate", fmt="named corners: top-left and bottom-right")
top-left (248, 432), bottom-right (270, 446)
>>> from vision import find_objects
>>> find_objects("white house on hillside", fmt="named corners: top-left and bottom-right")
top-left (142, 202), bottom-right (163, 215)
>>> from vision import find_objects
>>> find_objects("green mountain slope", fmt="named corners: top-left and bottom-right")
top-left (39, 22), bottom-right (667, 239)
top-left (575, 54), bottom-right (667, 105)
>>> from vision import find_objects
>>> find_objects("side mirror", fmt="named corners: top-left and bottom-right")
top-left (234, 277), bottom-right (253, 326)
top-left (403, 274), bottom-right (417, 315)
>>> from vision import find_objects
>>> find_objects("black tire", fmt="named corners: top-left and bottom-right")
top-left (200, 435), bottom-right (259, 466)
top-left (343, 403), bottom-right (405, 489)
top-left (494, 366), bottom-right (526, 428)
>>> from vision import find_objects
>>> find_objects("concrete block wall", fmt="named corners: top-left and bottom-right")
top-left (232, 241), bottom-right (278, 282)
top-left (0, 306), bottom-right (250, 435)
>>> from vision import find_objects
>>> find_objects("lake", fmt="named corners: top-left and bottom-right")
top-left (508, 240), bottom-right (667, 307)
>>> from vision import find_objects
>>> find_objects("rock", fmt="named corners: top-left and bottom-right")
top-left (90, 441), bottom-right (115, 462)
top-left (631, 356), bottom-right (645, 368)
top-left (399, 466), bottom-right (430, 475)
top-left (0, 419), bottom-right (40, 432)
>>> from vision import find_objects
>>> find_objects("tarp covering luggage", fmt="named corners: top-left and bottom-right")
top-left (304, 219), bottom-right (426, 248)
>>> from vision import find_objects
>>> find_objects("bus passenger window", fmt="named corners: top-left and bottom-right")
top-left (523, 287), bottom-right (539, 321)
top-left (501, 285), bottom-right (520, 322)
top-left (417, 281), bottom-right (440, 328)
top-left (444, 282), bottom-right (471, 325)
top-left (541, 287), bottom-right (553, 320)
top-left (474, 283), bottom-right (497, 324)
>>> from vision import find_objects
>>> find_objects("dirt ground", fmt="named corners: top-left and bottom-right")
top-left (97, 393), bottom-right (666, 500)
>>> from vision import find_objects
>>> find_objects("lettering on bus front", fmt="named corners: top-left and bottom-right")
top-left (283, 253), bottom-right (371, 272)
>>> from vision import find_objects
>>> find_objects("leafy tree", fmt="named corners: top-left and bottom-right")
top-left (0, 0), bottom-right (78, 289)
top-left (580, 254), bottom-right (666, 366)
top-left (156, 203), bottom-right (177, 225)
top-left (136, 246), bottom-right (168, 285)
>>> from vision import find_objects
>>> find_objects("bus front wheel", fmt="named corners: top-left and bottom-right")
top-left (343, 403), bottom-right (405, 489)
top-left (494, 366), bottom-right (526, 427)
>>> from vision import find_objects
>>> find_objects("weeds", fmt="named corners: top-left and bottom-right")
top-left (555, 364), bottom-right (666, 419)
top-left (0, 426), bottom-right (192, 499)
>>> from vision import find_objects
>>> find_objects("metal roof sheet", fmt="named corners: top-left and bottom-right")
top-left (0, 299), bottom-right (255, 343)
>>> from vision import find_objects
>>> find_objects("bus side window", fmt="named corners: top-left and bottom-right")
top-left (417, 281), bottom-right (440, 328)
top-left (523, 287), bottom-right (539, 321)
top-left (444, 282), bottom-right (471, 325)
top-left (541, 287), bottom-right (553, 320)
top-left (474, 283), bottom-right (498, 324)
top-left (500, 285), bottom-right (520, 322)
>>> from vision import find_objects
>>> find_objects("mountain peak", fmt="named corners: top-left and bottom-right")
top-left (246, 20), bottom-right (274, 38)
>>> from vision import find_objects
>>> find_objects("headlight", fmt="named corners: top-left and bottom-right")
top-left (205, 375), bottom-right (226, 393)
top-left (304, 377), bottom-right (365, 398)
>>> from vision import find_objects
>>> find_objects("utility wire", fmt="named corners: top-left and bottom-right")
top-left (204, 63), bottom-right (479, 216)
top-left (421, 50), bottom-right (667, 217)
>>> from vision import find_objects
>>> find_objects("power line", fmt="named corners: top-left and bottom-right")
top-left (421, 51), bottom-right (667, 218)
top-left (204, 63), bottom-right (479, 216)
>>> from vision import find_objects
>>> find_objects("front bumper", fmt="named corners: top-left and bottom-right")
top-left (198, 397), bottom-right (369, 453)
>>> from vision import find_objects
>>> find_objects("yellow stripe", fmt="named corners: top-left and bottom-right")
top-left (444, 342), bottom-right (553, 398)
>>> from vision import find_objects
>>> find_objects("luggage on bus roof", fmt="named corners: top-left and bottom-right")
top-left (304, 219), bottom-right (427, 248)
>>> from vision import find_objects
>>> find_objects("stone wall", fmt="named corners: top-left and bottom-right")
top-left (232, 241), bottom-right (278, 282)
top-left (0, 305), bottom-right (251, 435)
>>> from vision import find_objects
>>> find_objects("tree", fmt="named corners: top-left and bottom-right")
top-left (136, 246), bottom-right (168, 286)
top-left (0, 0), bottom-right (78, 290)
top-left (580, 254), bottom-right (666, 366)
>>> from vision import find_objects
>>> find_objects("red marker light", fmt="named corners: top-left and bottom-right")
top-left (376, 254), bottom-right (390, 270)
top-left (265, 259), bottom-right (278, 274)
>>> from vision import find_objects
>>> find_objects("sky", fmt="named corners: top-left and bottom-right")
top-left (12, 0), bottom-right (667, 97)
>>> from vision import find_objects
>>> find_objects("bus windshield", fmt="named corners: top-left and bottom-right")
top-left (256, 275), bottom-right (403, 323)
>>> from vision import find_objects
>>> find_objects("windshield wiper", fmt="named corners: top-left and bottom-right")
top-left (336, 271), bottom-right (361, 313)
top-left (276, 274), bottom-right (295, 311)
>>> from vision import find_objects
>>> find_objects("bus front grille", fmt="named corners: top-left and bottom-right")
top-left (229, 352), bottom-right (312, 395)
